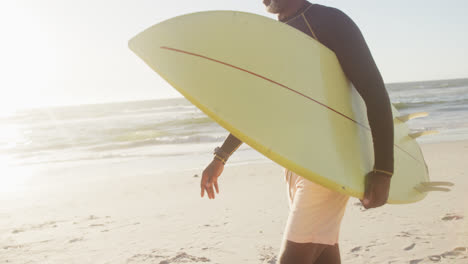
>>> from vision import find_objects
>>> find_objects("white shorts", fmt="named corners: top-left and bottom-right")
top-left (283, 169), bottom-right (349, 245)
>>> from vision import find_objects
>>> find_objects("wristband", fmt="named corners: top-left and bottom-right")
top-left (214, 147), bottom-right (230, 164)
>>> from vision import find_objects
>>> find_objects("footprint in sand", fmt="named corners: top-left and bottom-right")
top-left (258, 246), bottom-right (278, 264)
top-left (3, 240), bottom-right (52, 251)
top-left (11, 220), bottom-right (63, 234)
top-left (127, 250), bottom-right (210, 263)
top-left (200, 224), bottom-right (221, 228)
top-left (404, 243), bottom-right (416, 251)
top-left (441, 213), bottom-right (463, 221)
top-left (350, 246), bottom-right (362, 253)
top-left (410, 247), bottom-right (468, 263)
top-left (396, 231), bottom-right (417, 238)
top-left (74, 216), bottom-right (106, 229)
top-left (89, 223), bottom-right (106, 227)
top-left (441, 247), bottom-right (468, 259)
top-left (160, 252), bottom-right (210, 263)
top-left (69, 237), bottom-right (84, 243)
top-left (88, 215), bottom-right (99, 220)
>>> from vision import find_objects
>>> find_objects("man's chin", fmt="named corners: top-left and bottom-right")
top-left (266, 7), bottom-right (281, 14)
top-left (264, 0), bottom-right (282, 14)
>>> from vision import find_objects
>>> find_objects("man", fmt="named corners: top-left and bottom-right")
top-left (200, 0), bottom-right (394, 263)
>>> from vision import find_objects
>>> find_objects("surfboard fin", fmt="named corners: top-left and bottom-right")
top-left (396, 112), bottom-right (429, 122)
top-left (409, 130), bottom-right (439, 139)
top-left (414, 181), bottom-right (454, 193)
top-left (421, 181), bottom-right (454, 187)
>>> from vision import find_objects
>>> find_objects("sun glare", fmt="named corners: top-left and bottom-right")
top-left (0, 155), bottom-right (32, 193)
top-left (0, 122), bottom-right (28, 193)
top-left (0, 1), bottom-right (62, 111)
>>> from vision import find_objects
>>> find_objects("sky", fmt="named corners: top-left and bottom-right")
top-left (0, 0), bottom-right (467, 110)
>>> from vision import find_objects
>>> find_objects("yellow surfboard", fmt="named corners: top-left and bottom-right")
top-left (129, 11), bottom-right (440, 204)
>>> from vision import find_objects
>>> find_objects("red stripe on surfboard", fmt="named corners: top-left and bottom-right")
top-left (161, 46), bottom-right (368, 130)
top-left (160, 46), bottom-right (423, 165)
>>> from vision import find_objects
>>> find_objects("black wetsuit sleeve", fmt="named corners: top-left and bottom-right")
top-left (326, 10), bottom-right (394, 173)
top-left (219, 133), bottom-right (243, 158)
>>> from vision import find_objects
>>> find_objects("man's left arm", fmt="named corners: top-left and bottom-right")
top-left (327, 10), bottom-right (394, 208)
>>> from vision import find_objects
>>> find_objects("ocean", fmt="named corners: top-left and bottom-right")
top-left (1, 78), bottom-right (467, 170)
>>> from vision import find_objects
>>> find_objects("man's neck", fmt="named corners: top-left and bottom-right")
top-left (277, 0), bottom-right (307, 21)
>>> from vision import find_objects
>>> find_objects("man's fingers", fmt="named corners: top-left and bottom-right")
top-left (369, 182), bottom-right (389, 208)
top-left (200, 178), bottom-right (206, 198)
top-left (200, 176), bottom-right (210, 198)
top-left (367, 192), bottom-right (376, 208)
top-left (200, 166), bottom-right (221, 199)
top-left (364, 184), bottom-right (377, 209)
top-left (361, 172), bottom-right (391, 209)
top-left (208, 187), bottom-right (215, 199)
top-left (201, 177), bottom-right (212, 199)
top-left (205, 182), bottom-right (215, 199)
top-left (362, 173), bottom-right (372, 208)
top-left (365, 187), bottom-right (387, 209)
top-left (376, 190), bottom-right (388, 207)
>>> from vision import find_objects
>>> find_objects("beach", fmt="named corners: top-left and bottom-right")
top-left (1, 0), bottom-right (467, 261)
top-left (1, 79), bottom-right (468, 263)
top-left (1, 140), bottom-right (467, 263)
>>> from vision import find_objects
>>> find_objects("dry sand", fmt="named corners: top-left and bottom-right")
top-left (1, 140), bottom-right (467, 263)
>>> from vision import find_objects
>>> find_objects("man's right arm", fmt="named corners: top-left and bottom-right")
top-left (323, 8), bottom-right (394, 208)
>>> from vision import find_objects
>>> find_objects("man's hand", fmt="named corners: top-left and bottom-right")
top-left (360, 171), bottom-right (391, 209)
top-left (200, 159), bottom-right (224, 199)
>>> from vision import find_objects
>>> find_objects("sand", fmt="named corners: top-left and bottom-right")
top-left (1, 140), bottom-right (467, 263)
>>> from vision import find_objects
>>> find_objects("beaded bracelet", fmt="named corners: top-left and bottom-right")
top-left (213, 153), bottom-right (226, 165)
top-left (213, 147), bottom-right (230, 164)
top-left (373, 168), bottom-right (393, 177)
